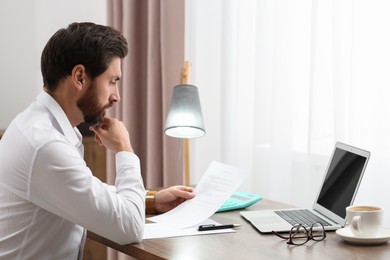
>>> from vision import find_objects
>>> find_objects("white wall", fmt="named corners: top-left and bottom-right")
top-left (0, 0), bottom-right (107, 129)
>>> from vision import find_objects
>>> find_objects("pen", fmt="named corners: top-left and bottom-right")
top-left (198, 224), bottom-right (241, 231)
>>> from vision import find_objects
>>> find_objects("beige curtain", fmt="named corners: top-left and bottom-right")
top-left (106, 0), bottom-right (184, 259)
top-left (107, 0), bottom-right (184, 186)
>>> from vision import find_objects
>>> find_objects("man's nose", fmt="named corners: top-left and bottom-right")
top-left (110, 85), bottom-right (121, 102)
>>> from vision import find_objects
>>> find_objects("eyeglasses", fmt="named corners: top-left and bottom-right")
top-left (272, 222), bottom-right (326, 245)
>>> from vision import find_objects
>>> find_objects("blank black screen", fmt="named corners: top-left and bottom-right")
top-left (317, 148), bottom-right (367, 218)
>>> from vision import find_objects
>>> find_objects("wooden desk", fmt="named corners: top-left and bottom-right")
top-left (88, 199), bottom-right (390, 260)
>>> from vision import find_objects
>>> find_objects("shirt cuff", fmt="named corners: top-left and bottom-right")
top-left (115, 151), bottom-right (140, 171)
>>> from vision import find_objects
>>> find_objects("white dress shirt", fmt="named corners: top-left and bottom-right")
top-left (0, 91), bottom-right (146, 259)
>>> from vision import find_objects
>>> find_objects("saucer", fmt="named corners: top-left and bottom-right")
top-left (336, 227), bottom-right (390, 245)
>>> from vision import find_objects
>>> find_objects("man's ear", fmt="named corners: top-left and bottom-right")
top-left (72, 64), bottom-right (86, 91)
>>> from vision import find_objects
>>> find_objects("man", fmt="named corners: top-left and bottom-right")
top-left (0, 22), bottom-right (194, 259)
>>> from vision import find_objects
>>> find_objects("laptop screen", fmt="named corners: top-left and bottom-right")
top-left (316, 147), bottom-right (368, 218)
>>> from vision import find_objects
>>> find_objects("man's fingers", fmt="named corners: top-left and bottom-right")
top-left (173, 187), bottom-right (195, 199)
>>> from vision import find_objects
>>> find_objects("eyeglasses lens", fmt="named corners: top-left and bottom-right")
top-left (290, 225), bottom-right (308, 245)
top-left (311, 222), bottom-right (326, 241)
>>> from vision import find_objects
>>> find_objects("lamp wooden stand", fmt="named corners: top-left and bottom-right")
top-left (180, 61), bottom-right (191, 186)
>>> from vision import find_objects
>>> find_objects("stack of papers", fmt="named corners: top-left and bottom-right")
top-left (143, 219), bottom-right (233, 239)
top-left (143, 161), bottom-right (249, 239)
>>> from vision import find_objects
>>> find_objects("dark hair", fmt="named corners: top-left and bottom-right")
top-left (41, 22), bottom-right (128, 91)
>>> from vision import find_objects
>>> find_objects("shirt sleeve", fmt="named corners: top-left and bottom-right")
top-left (29, 139), bottom-right (146, 245)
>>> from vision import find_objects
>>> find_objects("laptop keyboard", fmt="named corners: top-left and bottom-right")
top-left (275, 209), bottom-right (331, 227)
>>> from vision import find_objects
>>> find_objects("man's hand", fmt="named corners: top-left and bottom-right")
top-left (154, 186), bottom-right (195, 213)
top-left (89, 117), bottom-right (133, 153)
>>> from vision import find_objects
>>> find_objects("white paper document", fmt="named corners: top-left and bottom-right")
top-left (147, 161), bottom-right (249, 229)
top-left (143, 219), bottom-right (235, 240)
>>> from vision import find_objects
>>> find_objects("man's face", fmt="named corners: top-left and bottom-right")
top-left (77, 58), bottom-right (122, 127)
top-left (77, 80), bottom-right (110, 127)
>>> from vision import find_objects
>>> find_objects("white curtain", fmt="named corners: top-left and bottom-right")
top-left (186, 0), bottom-right (390, 227)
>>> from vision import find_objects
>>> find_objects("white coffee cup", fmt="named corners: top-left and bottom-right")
top-left (346, 205), bottom-right (384, 238)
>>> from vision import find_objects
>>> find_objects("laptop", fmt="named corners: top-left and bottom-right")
top-left (240, 142), bottom-right (370, 233)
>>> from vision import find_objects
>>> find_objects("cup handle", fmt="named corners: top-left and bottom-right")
top-left (351, 215), bottom-right (361, 232)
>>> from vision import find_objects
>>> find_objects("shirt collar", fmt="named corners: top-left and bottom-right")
top-left (36, 91), bottom-right (82, 148)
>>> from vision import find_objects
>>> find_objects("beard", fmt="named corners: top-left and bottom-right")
top-left (77, 82), bottom-right (113, 128)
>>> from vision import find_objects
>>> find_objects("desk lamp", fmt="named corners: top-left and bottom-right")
top-left (165, 61), bottom-right (205, 186)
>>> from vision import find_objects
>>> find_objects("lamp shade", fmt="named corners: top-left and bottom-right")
top-left (165, 84), bottom-right (205, 138)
